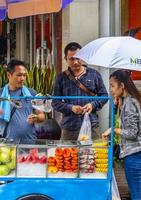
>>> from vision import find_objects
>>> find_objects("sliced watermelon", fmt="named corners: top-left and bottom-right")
top-left (18, 149), bottom-right (47, 164)
top-left (32, 159), bottom-right (39, 164)
top-left (29, 148), bottom-right (39, 160)
top-left (31, 155), bottom-right (40, 164)
top-left (17, 155), bottom-right (26, 163)
top-left (24, 154), bottom-right (33, 163)
top-left (29, 148), bottom-right (39, 157)
top-left (39, 155), bottom-right (47, 164)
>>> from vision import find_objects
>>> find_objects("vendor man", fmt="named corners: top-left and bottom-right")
top-left (0, 59), bottom-right (45, 142)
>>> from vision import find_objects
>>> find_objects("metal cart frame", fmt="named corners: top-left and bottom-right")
top-left (0, 96), bottom-right (114, 200)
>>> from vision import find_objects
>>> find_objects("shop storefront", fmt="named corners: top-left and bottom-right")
top-left (0, 0), bottom-right (73, 73)
top-left (121, 0), bottom-right (141, 90)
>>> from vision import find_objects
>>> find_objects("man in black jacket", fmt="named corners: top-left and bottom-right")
top-left (52, 42), bottom-right (108, 140)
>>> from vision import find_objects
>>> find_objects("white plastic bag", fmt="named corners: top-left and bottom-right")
top-left (78, 112), bottom-right (92, 141)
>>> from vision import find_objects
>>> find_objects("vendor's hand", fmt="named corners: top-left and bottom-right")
top-left (102, 128), bottom-right (111, 140)
top-left (72, 105), bottom-right (83, 114)
top-left (82, 103), bottom-right (93, 114)
top-left (27, 114), bottom-right (38, 124)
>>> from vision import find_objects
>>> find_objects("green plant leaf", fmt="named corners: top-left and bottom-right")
top-left (0, 63), bottom-right (56, 96)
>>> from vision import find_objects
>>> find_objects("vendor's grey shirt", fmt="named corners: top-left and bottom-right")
top-left (120, 96), bottom-right (141, 158)
top-left (0, 87), bottom-right (36, 143)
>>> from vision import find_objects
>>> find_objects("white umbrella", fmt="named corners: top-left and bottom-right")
top-left (75, 36), bottom-right (141, 71)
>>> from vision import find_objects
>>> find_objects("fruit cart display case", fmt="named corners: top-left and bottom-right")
top-left (0, 96), bottom-right (114, 200)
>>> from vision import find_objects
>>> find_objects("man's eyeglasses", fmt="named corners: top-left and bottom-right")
top-left (68, 57), bottom-right (80, 62)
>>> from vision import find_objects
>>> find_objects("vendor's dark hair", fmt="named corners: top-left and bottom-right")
top-left (64, 42), bottom-right (82, 57)
top-left (7, 59), bottom-right (27, 74)
top-left (110, 70), bottom-right (141, 106)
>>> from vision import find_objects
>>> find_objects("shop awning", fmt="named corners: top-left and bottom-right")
top-left (0, 0), bottom-right (73, 20)
top-left (0, 0), bottom-right (7, 20)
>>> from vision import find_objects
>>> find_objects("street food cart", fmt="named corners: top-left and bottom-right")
top-left (0, 96), bottom-right (115, 200)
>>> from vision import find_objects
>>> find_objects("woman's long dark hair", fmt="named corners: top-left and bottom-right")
top-left (110, 70), bottom-right (141, 106)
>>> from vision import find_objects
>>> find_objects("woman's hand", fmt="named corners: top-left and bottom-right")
top-left (114, 128), bottom-right (122, 135)
top-left (102, 127), bottom-right (121, 141)
top-left (114, 96), bottom-right (123, 109)
top-left (102, 128), bottom-right (111, 140)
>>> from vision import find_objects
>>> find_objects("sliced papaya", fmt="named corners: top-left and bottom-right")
top-left (63, 148), bottom-right (71, 157)
top-left (17, 155), bottom-right (26, 163)
top-left (55, 148), bottom-right (63, 156)
top-left (47, 156), bottom-right (56, 163)
top-left (39, 155), bottom-right (47, 164)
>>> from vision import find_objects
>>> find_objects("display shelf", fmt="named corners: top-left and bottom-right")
top-left (0, 96), bottom-right (114, 200)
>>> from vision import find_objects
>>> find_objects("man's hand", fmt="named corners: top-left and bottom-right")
top-left (27, 110), bottom-right (45, 124)
top-left (72, 105), bottom-right (83, 114)
top-left (82, 103), bottom-right (93, 114)
top-left (27, 114), bottom-right (38, 124)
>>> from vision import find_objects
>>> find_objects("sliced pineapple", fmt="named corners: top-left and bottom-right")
top-left (96, 163), bottom-right (108, 168)
top-left (95, 159), bottom-right (108, 164)
top-left (93, 142), bottom-right (108, 148)
top-left (95, 168), bottom-right (108, 172)
top-left (95, 153), bottom-right (108, 159)
top-left (94, 148), bottom-right (108, 154)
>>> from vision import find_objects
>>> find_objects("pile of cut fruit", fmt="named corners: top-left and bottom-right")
top-left (48, 147), bottom-right (78, 174)
top-left (93, 141), bottom-right (108, 173)
top-left (0, 145), bottom-right (16, 176)
top-left (17, 148), bottom-right (47, 164)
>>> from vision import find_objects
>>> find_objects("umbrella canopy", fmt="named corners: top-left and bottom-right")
top-left (75, 36), bottom-right (141, 71)
top-left (0, 0), bottom-right (73, 20)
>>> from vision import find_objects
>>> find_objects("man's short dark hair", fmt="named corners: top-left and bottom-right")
top-left (7, 59), bottom-right (27, 74)
top-left (64, 42), bottom-right (82, 57)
